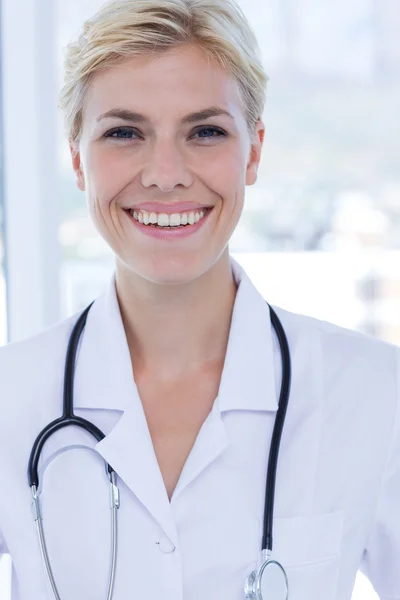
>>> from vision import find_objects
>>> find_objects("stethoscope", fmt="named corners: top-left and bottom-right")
top-left (28, 299), bottom-right (291, 600)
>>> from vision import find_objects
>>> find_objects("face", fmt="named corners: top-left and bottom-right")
top-left (71, 44), bottom-right (265, 284)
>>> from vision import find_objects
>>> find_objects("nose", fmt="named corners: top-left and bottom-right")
top-left (141, 138), bottom-right (193, 192)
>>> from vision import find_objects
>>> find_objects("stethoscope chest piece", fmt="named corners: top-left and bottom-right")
top-left (244, 558), bottom-right (289, 600)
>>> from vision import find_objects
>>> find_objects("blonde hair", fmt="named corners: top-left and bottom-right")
top-left (59, 0), bottom-right (268, 142)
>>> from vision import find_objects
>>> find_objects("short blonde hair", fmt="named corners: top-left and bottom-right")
top-left (59, 0), bottom-right (268, 142)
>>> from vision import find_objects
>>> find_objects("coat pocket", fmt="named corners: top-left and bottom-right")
top-left (270, 510), bottom-right (344, 600)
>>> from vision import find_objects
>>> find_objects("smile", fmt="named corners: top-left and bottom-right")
top-left (124, 207), bottom-right (213, 240)
top-left (129, 208), bottom-right (208, 228)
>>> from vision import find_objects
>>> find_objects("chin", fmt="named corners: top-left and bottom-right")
top-left (131, 254), bottom-right (210, 286)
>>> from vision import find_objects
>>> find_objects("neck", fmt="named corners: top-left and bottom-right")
top-left (114, 250), bottom-right (237, 381)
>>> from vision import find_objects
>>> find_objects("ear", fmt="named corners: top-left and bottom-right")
top-left (69, 139), bottom-right (86, 191)
top-left (245, 120), bottom-right (265, 186)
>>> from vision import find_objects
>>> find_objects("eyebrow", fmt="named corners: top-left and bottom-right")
top-left (96, 107), bottom-right (234, 124)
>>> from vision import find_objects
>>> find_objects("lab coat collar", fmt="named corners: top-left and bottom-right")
top-left (73, 273), bottom-right (134, 412)
top-left (73, 255), bottom-right (278, 414)
top-left (218, 256), bottom-right (279, 413)
top-left (71, 255), bottom-right (278, 542)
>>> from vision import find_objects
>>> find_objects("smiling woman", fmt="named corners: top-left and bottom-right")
top-left (0, 1), bottom-right (399, 600)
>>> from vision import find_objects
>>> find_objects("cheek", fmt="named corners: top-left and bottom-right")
top-left (85, 149), bottom-right (129, 209)
top-left (206, 151), bottom-right (247, 199)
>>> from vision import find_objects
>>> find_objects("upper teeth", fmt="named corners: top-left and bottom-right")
top-left (131, 209), bottom-right (207, 227)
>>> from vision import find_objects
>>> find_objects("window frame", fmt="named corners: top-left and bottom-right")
top-left (1, 0), bottom-right (61, 342)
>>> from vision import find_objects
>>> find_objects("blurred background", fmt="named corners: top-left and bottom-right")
top-left (0, 0), bottom-right (399, 598)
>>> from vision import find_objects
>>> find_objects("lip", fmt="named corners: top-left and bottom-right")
top-left (124, 207), bottom-right (212, 241)
top-left (126, 201), bottom-right (213, 215)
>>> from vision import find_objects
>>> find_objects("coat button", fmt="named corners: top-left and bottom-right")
top-left (157, 534), bottom-right (176, 553)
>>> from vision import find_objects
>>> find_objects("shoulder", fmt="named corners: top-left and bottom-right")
top-left (0, 312), bottom-right (78, 368)
top-left (271, 304), bottom-right (399, 391)
top-left (273, 303), bottom-right (398, 357)
top-left (0, 312), bottom-right (80, 418)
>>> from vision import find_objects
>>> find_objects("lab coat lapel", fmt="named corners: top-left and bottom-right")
top-left (73, 273), bottom-right (177, 544)
top-left (95, 399), bottom-right (178, 544)
top-left (172, 257), bottom-right (279, 500)
top-left (172, 398), bottom-right (229, 501)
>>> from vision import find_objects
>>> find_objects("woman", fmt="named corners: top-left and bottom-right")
top-left (0, 0), bottom-right (399, 598)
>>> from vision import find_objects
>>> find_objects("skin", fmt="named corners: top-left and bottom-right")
top-left (70, 43), bottom-right (265, 382)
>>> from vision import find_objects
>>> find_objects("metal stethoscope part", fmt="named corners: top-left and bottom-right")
top-left (244, 549), bottom-right (289, 599)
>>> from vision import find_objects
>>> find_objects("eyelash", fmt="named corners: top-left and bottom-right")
top-left (103, 125), bottom-right (227, 142)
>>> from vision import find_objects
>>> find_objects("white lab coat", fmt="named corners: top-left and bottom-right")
top-left (0, 256), bottom-right (399, 600)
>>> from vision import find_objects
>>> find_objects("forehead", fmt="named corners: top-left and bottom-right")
top-left (83, 44), bottom-right (245, 123)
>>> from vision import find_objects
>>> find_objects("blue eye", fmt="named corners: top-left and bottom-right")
top-left (192, 126), bottom-right (226, 139)
top-left (104, 127), bottom-right (137, 139)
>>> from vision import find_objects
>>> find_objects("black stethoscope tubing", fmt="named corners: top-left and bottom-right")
top-left (264, 304), bottom-right (291, 552)
top-left (28, 300), bottom-right (291, 556)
